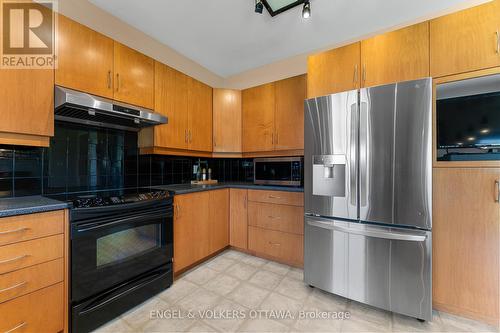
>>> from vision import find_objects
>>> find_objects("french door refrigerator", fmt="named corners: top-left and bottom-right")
top-left (304, 78), bottom-right (432, 321)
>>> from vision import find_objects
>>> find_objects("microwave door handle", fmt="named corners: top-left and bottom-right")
top-left (76, 211), bottom-right (168, 232)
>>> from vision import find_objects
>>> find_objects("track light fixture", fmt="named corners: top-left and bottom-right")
top-left (255, 0), bottom-right (264, 14)
top-left (302, 0), bottom-right (311, 19)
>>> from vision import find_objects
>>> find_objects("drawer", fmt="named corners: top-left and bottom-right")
top-left (0, 258), bottom-right (63, 304)
top-left (0, 283), bottom-right (64, 333)
top-left (0, 235), bottom-right (64, 274)
top-left (248, 202), bottom-right (304, 235)
top-left (248, 226), bottom-right (303, 265)
top-left (248, 190), bottom-right (303, 206)
top-left (0, 210), bottom-right (64, 246)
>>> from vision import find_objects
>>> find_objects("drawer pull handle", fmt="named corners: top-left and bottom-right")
top-left (4, 322), bottom-right (26, 333)
top-left (0, 227), bottom-right (29, 235)
top-left (0, 281), bottom-right (27, 293)
top-left (0, 255), bottom-right (29, 265)
top-left (267, 216), bottom-right (281, 220)
top-left (268, 195), bottom-right (281, 199)
top-left (268, 241), bottom-right (281, 246)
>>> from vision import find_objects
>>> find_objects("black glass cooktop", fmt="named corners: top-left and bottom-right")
top-left (48, 188), bottom-right (171, 209)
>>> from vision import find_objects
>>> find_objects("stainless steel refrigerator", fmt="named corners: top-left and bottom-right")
top-left (304, 78), bottom-right (432, 321)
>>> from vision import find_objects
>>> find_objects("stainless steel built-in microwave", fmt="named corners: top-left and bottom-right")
top-left (254, 157), bottom-right (303, 186)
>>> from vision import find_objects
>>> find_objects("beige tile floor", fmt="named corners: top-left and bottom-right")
top-left (93, 249), bottom-right (499, 333)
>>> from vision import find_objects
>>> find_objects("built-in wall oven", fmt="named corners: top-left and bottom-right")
top-left (254, 157), bottom-right (303, 186)
top-left (68, 190), bottom-right (173, 333)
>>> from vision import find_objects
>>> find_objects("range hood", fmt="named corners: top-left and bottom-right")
top-left (54, 86), bottom-right (167, 132)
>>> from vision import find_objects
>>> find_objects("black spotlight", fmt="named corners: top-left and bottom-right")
top-left (302, 0), bottom-right (311, 18)
top-left (255, 0), bottom-right (264, 14)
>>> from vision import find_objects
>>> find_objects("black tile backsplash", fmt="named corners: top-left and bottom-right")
top-left (0, 121), bottom-right (254, 198)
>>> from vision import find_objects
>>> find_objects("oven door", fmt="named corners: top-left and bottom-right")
top-left (71, 206), bottom-right (173, 302)
top-left (254, 157), bottom-right (302, 186)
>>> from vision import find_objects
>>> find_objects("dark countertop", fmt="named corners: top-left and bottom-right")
top-left (0, 196), bottom-right (71, 218)
top-left (154, 182), bottom-right (304, 195)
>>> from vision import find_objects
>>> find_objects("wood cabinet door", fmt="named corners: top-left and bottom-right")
top-left (242, 83), bottom-right (275, 152)
top-left (274, 75), bottom-right (306, 150)
top-left (361, 22), bottom-right (430, 87)
top-left (209, 189), bottom-right (229, 253)
top-left (56, 15), bottom-right (114, 98)
top-left (230, 189), bottom-right (248, 249)
top-left (431, 1), bottom-right (500, 78)
top-left (113, 42), bottom-right (154, 109)
top-left (307, 43), bottom-right (361, 98)
top-left (433, 168), bottom-right (499, 324)
top-left (188, 78), bottom-right (213, 152)
top-left (173, 192), bottom-right (210, 273)
top-left (154, 62), bottom-right (188, 150)
top-left (0, 67), bottom-right (53, 145)
top-left (213, 89), bottom-right (242, 153)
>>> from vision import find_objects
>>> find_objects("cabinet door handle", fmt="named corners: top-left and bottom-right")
top-left (268, 241), bottom-right (281, 246)
top-left (268, 216), bottom-right (281, 220)
top-left (271, 133), bottom-right (274, 145)
top-left (244, 196), bottom-right (247, 209)
top-left (362, 64), bottom-right (367, 85)
top-left (0, 281), bottom-right (27, 294)
top-left (495, 180), bottom-right (500, 203)
top-left (184, 129), bottom-right (188, 143)
top-left (107, 70), bottom-right (112, 89)
top-left (496, 30), bottom-right (500, 54)
top-left (0, 227), bottom-right (29, 235)
top-left (4, 322), bottom-right (27, 333)
top-left (353, 65), bottom-right (358, 84)
top-left (276, 133), bottom-right (279, 145)
top-left (213, 137), bottom-right (217, 147)
top-left (268, 195), bottom-right (281, 199)
top-left (116, 73), bottom-right (120, 92)
top-left (189, 130), bottom-right (192, 143)
top-left (0, 254), bottom-right (29, 265)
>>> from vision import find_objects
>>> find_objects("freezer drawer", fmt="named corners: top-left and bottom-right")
top-left (304, 216), bottom-right (432, 321)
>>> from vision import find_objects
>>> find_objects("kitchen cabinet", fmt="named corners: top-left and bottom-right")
top-left (113, 42), bottom-right (154, 109)
top-left (360, 22), bottom-right (430, 87)
top-left (307, 42), bottom-right (361, 98)
top-left (248, 226), bottom-right (303, 266)
top-left (242, 83), bottom-right (275, 152)
top-left (242, 75), bottom-right (306, 153)
top-left (188, 78), bottom-right (213, 152)
top-left (213, 89), bottom-right (242, 153)
top-left (173, 192), bottom-right (210, 273)
top-left (430, 0), bottom-right (500, 78)
top-left (0, 210), bottom-right (68, 333)
top-left (274, 75), bottom-right (306, 150)
top-left (0, 68), bottom-right (53, 147)
top-left (56, 15), bottom-right (114, 99)
top-left (229, 189), bottom-right (248, 249)
top-left (209, 189), bottom-right (230, 253)
top-left (433, 168), bottom-right (499, 325)
top-left (152, 62), bottom-right (189, 150)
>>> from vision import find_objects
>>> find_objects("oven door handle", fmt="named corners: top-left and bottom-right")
top-left (76, 211), bottom-right (168, 233)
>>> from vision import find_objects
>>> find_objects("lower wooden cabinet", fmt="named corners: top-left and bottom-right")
top-left (248, 202), bottom-right (303, 235)
top-left (229, 189), bottom-right (248, 249)
top-left (174, 190), bottom-right (229, 273)
top-left (248, 227), bottom-right (303, 266)
top-left (433, 168), bottom-right (499, 325)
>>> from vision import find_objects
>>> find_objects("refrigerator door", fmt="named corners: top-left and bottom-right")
top-left (359, 78), bottom-right (432, 229)
top-left (304, 91), bottom-right (358, 220)
top-left (304, 216), bottom-right (432, 321)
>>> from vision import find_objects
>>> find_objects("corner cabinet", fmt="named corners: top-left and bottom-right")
top-left (187, 78), bottom-right (213, 152)
top-left (433, 168), bottom-right (499, 326)
top-left (213, 89), bottom-right (242, 154)
top-left (242, 74), bottom-right (306, 154)
top-left (430, 0), bottom-right (500, 78)
top-left (360, 22), bottom-right (430, 87)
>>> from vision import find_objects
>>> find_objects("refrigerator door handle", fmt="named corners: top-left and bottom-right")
top-left (359, 100), bottom-right (368, 207)
top-left (349, 102), bottom-right (358, 206)
top-left (306, 219), bottom-right (427, 242)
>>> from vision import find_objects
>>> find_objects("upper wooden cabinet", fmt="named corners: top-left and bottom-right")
top-left (361, 22), bottom-right (430, 87)
top-left (0, 68), bottom-right (54, 147)
top-left (274, 75), bottom-right (306, 150)
top-left (430, 0), bottom-right (500, 78)
top-left (242, 75), bottom-right (306, 153)
top-left (213, 89), bottom-right (242, 153)
top-left (188, 78), bottom-right (213, 152)
top-left (307, 43), bottom-right (360, 98)
top-left (56, 15), bottom-right (114, 98)
top-left (242, 83), bottom-right (275, 152)
top-left (153, 62), bottom-right (189, 150)
top-left (113, 42), bottom-right (154, 109)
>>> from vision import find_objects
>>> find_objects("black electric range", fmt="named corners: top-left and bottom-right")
top-left (55, 188), bottom-right (174, 333)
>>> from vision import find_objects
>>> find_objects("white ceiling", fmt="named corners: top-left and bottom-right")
top-left (89, 0), bottom-right (487, 78)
